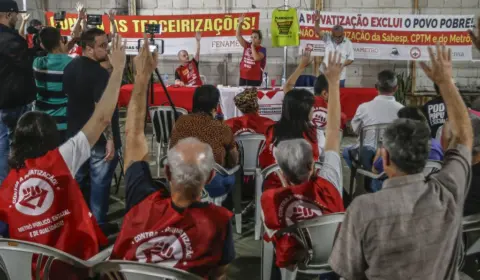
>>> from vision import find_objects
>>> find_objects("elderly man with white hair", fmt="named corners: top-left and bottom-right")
top-left (109, 38), bottom-right (234, 280)
top-left (261, 52), bottom-right (345, 270)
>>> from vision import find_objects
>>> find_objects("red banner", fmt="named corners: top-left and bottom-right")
top-left (44, 12), bottom-right (260, 38)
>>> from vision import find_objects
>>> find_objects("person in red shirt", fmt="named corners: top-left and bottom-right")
top-left (283, 50), bottom-right (347, 130)
top-left (110, 39), bottom-right (235, 279)
top-left (0, 34), bottom-right (126, 264)
top-left (236, 14), bottom-right (266, 86)
top-left (225, 87), bottom-right (275, 135)
top-left (175, 31), bottom-right (203, 86)
top-left (262, 52), bottom-right (345, 273)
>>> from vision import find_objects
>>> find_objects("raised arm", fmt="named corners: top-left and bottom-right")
top-left (69, 3), bottom-right (86, 51)
top-left (322, 52), bottom-right (343, 153)
top-left (194, 31), bottom-right (201, 61)
top-left (314, 10), bottom-right (324, 38)
top-left (468, 17), bottom-right (480, 51)
top-left (236, 14), bottom-right (247, 48)
top-left (123, 36), bottom-right (158, 173)
top-left (106, 9), bottom-right (117, 35)
top-left (283, 50), bottom-right (312, 93)
top-left (81, 34), bottom-right (126, 147)
top-left (420, 44), bottom-right (473, 149)
top-left (19, 14), bottom-right (30, 38)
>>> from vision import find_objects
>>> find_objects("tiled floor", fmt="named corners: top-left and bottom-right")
top-left (105, 121), bottom-right (475, 280)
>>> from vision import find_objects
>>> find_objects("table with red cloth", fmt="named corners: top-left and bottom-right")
top-left (118, 84), bottom-right (378, 121)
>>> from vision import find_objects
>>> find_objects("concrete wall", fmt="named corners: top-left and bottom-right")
top-left (22, 0), bottom-right (480, 91)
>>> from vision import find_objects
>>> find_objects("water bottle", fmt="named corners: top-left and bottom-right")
top-left (263, 72), bottom-right (269, 89)
top-left (163, 73), bottom-right (169, 86)
top-left (281, 76), bottom-right (286, 87)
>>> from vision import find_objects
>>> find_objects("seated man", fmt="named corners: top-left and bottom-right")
top-left (422, 83), bottom-right (448, 138)
top-left (329, 45), bottom-right (473, 279)
top-left (111, 42), bottom-right (234, 279)
top-left (170, 85), bottom-right (238, 202)
top-left (261, 139), bottom-right (344, 269)
top-left (175, 32), bottom-right (203, 86)
top-left (342, 69), bottom-right (404, 170)
top-left (225, 87), bottom-right (275, 135)
top-left (370, 106), bottom-right (444, 192)
top-left (0, 34), bottom-right (127, 259)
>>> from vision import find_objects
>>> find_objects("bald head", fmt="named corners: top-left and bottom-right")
top-left (166, 137), bottom-right (215, 198)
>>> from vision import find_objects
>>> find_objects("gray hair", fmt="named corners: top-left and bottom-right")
top-left (377, 70), bottom-right (398, 94)
top-left (274, 139), bottom-right (314, 185)
top-left (167, 137), bottom-right (215, 195)
top-left (332, 25), bottom-right (344, 33)
top-left (383, 119), bottom-right (431, 174)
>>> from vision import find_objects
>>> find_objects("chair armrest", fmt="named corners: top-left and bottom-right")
top-left (87, 245), bottom-right (114, 264)
top-left (356, 169), bottom-right (386, 180)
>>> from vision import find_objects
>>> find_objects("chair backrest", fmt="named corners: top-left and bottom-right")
top-left (235, 133), bottom-right (266, 175)
top-left (0, 239), bottom-right (89, 280)
top-left (292, 213), bottom-right (345, 273)
top-left (149, 106), bottom-right (188, 145)
top-left (93, 260), bottom-right (203, 280)
top-left (423, 160), bottom-right (442, 176)
top-left (435, 124), bottom-right (444, 142)
top-left (359, 123), bottom-right (391, 150)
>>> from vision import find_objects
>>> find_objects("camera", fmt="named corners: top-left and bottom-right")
top-left (53, 11), bottom-right (66, 22)
top-left (145, 24), bottom-right (161, 34)
top-left (87, 15), bottom-right (103, 26)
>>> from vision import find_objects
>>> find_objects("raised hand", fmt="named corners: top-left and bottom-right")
top-left (76, 2), bottom-right (86, 18)
top-left (300, 49), bottom-right (312, 67)
top-left (324, 51), bottom-right (344, 83)
top-left (419, 43), bottom-right (452, 86)
top-left (21, 13), bottom-right (30, 22)
top-left (106, 9), bottom-right (116, 21)
top-left (468, 17), bottom-right (480, 51)
top-left (195, 31), bottom-right (201, 41)
top-left (134, 35), bottom-right (159, 77)
top-left (108, 34), bottom-right (126, 70)
top-left (314, 10), bottom-right (320, 22)
top-left (238, 13), bottom-right (245, 24)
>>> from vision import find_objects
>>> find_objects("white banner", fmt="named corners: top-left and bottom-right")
top-left (298, 11), bottom-right (475, 61)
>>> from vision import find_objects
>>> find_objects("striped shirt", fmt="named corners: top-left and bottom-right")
top-left (33, 54), bottom-right (72, 131)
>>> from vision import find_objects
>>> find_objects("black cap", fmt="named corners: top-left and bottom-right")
top-left (0, 0), bottom-right (25, 13)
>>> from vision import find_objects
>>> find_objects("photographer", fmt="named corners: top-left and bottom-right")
top-left (0, 0), bottom-right (36, 184)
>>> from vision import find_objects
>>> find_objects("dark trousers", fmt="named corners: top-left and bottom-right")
top-left (239, 78), bottom-right (262, 87)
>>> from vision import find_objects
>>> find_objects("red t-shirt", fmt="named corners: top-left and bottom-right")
top-left (312, 96), bottom-right (347, 129)
top-left (175, 59), bottom-right (203, 86)
top-left (259, 126), bottom-right (319, 190)
top-left (261, 176), bottom-right (344, 267)
top-left (68, 44), bottom-right (82, 58)
top-left (225, 113), bottom-right (275, 136)
top-left (240, 42), bottom-right (266, 81)
top-left (111, 195), bottom-right (233, 278)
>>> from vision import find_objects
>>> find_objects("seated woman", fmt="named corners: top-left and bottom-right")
top-left (225, 88), bottom-right (275, 135)
top-left (259, 89), bottom-right (321, 190)
top-left (170, 85), bottom-right (239, 202)
top-left (371, 106), bottom-right (444, 191)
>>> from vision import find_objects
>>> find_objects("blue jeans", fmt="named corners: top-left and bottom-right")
top-left (342, 145), bottom-right (376, 170)
top-left (75, 144), bottom-right (119, 225)
top-left (205, 173), bottom-right (235, 198)
top-left (0, 104), bottom-right (32, 185)
top-left (340, 79), bottom-right (346, 88)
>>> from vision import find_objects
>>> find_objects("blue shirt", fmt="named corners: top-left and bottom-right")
top-left (33, 54), bottom-right (72, 131)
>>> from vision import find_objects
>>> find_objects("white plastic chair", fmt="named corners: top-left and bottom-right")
top-left (149, 106), bottom-right (188, 177)
top-left (235, 133), bottom-right (266, 235)
top-left (92, 260), bottom-right (203, 280)
top-left (0, 238), bottom-right (112, 279)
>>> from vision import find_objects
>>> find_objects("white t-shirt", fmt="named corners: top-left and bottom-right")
top-left (59, 131), bottom-right (91, 177)
top-left (351, 95), bottom-right (404, 147)
top-left (319, 33), bottom-right (355, 81)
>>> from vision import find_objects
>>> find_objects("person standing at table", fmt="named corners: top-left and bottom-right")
top-left (175, 31), bottom-right (203, 86)
top-left (63, 28), bottom-right (121, 235)
top-left (236, 14), bottom-right (267, 87)
top-left (314, 11), bottom-right (354, 88)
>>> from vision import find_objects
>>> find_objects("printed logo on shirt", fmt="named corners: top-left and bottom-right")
top-left (278, 195), bottom-right (323, 227)
top-left (134, 227), bottom-right (193, 267)
top-left (312, 107), bottom-right (327, 128)
top-left (427, 102), bottom-right (447, 126)
top-left (15, 178), bottom-right (54, 216)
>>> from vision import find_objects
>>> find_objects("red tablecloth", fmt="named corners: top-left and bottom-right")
top-left (119, 84), bottom-right (378, 121)
top-left (118, 84), bottom-right (196, 111)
